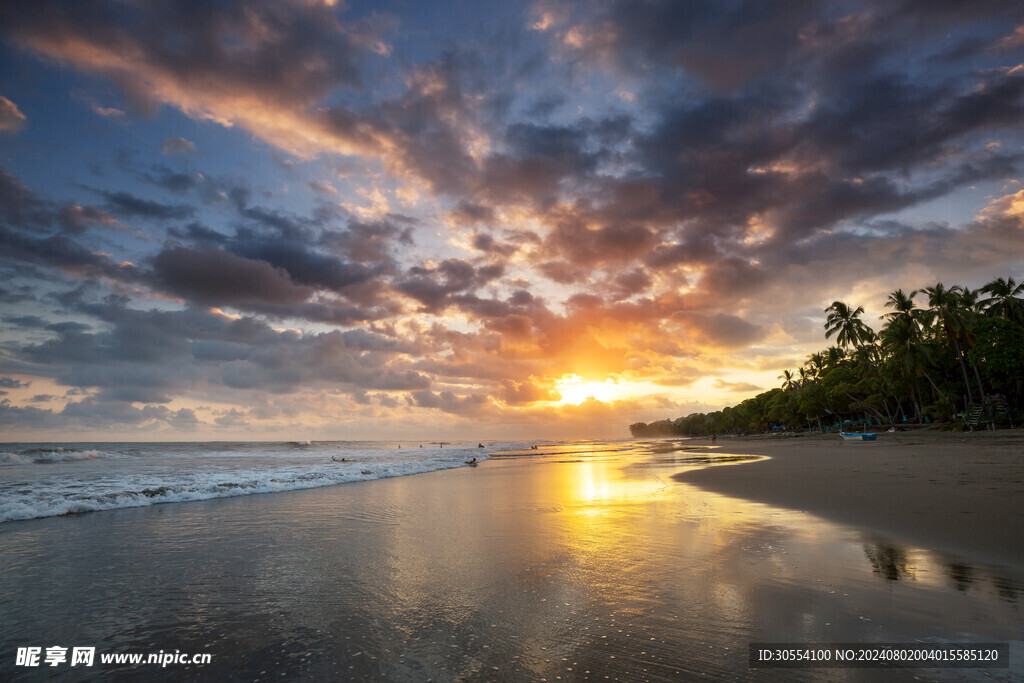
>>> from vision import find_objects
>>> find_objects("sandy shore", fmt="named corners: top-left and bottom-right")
top-left (674, 429), bottom-right (1024, 568)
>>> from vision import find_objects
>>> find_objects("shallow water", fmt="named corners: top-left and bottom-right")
top-left (1, 439), bottom-right (1020, 680)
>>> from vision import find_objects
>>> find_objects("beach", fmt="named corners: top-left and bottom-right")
top-left (1, 438), bottom-right (1022, 681)
top-left (676, 429), bottom-right (1024, 568)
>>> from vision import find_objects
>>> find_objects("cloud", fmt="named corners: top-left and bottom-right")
top-left (0, 166), bottom-right (53, 230)
top-left (0, 224), bottom-right (145, 283)
top-left (152, 246), bottom-right (313, 306)
top-left (59, 202), bottom-right (119, 234)
top-left (3, 0), bottom-right (1024, 438)
top-left (99, 190), bottom-right (195, 220)
top-left (499, 379), bottom-right (560, 404)
top-left (162, 137), bottom-right (196, 155)
top-left (397, 259), bottom-right (506, 313)
top-left (712, 379), bottom-right (763, 393)
top-left (309, 180), bottom-right (338, 195)
top-left (0, 95), bottom-right (27, 132)
top-left (4, 0), bottom-right (397, 159)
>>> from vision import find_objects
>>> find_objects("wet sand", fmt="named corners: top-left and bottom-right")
top-left (1, 440), bottom-right (1021, 680)
top-left (676, 429), bottom-right (1024, 568)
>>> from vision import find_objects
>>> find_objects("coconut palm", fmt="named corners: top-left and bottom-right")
top-left (922, 283), bottom-right (984, 405)
top-left (959, 287), bottom-right (984, 315)
top-left (778, 369), bottom-right (796, 391)
top-left (980, 276), bottom-right (1024, 325)
top-left (806, 352), bottom-right (825, 379)
top-left (824, 301), bottom-right (875, 349)
top-left (882, 288), bottom-right (919, 324)
top-left (824, 345), bottom-right (845, 369)
top-left (881, 315), bottom-right (946, 421)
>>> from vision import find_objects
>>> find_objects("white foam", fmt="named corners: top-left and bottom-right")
top-left (0, 448), bottom-right (111, 465)
top-left (0, 443), bottom-right (513, 523)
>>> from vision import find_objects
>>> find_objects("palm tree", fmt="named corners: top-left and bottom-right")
top-left (778, 369), bottom-right (796, 391)
top-left (922, 283), bottom-right (984, 406)
top-left (825, 345), bottom-right (845, 369)
top-left (882, 288), bottom-right (919, 324)
top-left (959, 287), bottom-right (984, 315)
top-left (980, 276), bottom-right (1024, 325)
top-left (824, 301), bottom-right (875, 349)
top-left (880, 315), bottom-right (946, 421)
top-left (806, 352), bottom-right (825, 379)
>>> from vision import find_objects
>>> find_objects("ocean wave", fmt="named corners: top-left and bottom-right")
top-left (0, 450), bottom-right (491, 523)
top-left (0, 449), bottom-right (110, 465)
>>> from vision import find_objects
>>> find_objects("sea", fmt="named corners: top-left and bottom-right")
top-left (0, 440), bottom-right (525, 523)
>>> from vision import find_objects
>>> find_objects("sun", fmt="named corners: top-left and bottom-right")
top-left (554, 374), bottom-right (622, 405)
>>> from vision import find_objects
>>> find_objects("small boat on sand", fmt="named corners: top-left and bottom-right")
top-left (840, 432), bottom-right (877, 442)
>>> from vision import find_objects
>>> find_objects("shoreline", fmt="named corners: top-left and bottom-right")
top-left (673, 429), bottom-right (1024, 568)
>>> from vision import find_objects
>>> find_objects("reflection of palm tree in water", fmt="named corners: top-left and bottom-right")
top-left (946, 561), bottom-right (1022, 603)
top-left (946, 562), bottom-right (975, 592)
top-left (863, 541), bottom-right (915, 581)
top-left (993, 575), bottom-right (1023, 604)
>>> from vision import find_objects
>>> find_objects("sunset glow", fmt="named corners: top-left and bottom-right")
top-left (554, 376), bottom-right (623, 406)
top-left (0, 1), bottom-right (1022, 441)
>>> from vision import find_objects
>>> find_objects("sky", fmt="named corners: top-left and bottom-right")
top-left (1, 0), bottom-right (1023, 442)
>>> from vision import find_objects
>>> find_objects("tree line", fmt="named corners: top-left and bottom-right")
top-left (630, 277), bottom-right (1024, 437)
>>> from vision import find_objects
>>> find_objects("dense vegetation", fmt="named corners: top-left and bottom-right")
top-left (630, 278), bottom-right (1024, 437)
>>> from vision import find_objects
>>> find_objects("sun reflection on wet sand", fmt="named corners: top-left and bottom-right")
top-left (0, 440), bottom-right (1021, 680)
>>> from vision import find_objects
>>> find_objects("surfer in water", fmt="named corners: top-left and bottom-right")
top-left (332, 456), bottom-right (349, 462)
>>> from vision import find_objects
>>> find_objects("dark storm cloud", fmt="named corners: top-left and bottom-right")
top-left (230, 237), bottom-right (377, 293)
top-left (151, 246), bottom-right (313, 307)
